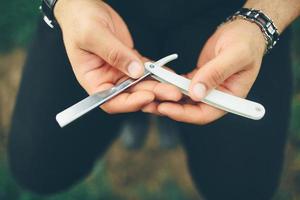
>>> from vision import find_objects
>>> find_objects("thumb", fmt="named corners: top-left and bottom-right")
top-left (85, 24), bottom-right (144, 79)
top-left (189, 48), bottom-right (245, 101)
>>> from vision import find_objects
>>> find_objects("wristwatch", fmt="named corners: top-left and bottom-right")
top-left (40, 0), bottom-right (58, 28)
top-left (225, 8), bottom-right (280, 54)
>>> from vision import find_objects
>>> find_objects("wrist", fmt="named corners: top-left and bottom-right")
top-left (220, 19), bottom-right (266, 57)
top-left (224, 8), bottom-right (279, 54)
top-left (244, 0), bottom-right (300, 33)
top-left (235, 19), bottom-right (266, 56)
top-left (53, 0), bottom-right (69, 26)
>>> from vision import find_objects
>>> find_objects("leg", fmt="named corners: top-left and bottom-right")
top-left (163, 20), bottom-right (293, 199)
top-left (8, 21), bottom-right (124, 195)
top-left (9, 14), bottom-right (163, 195)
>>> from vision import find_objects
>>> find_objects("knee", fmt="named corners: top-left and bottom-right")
top-left (9, 160), bottom-right (71, 195)
top-left (8, 131), bottom-right (90, 195)
top-left (8, 145), bottom-right (79, 195)
top-left (187, 159), bottom-right (279, 200)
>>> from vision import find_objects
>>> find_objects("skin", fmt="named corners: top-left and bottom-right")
top-left (54, 0), bottom-right (300, 124)
top-left (54, 0), bottom-right (182, 114)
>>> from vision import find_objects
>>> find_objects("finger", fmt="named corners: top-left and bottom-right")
top-left (158, 102), bottom-right (226, 124)
top-left (83, 23), bottom-right (144, 79)
top-left (130, 80), bottom-right (182, 101)
top-left (65, 45), bottom-right (126, 95)
top-left (142, 102), bottom-right (162, 116)
top-left (101, 91), bottom-right (155, 114)
top-left (132, 50), bottom-right (151, 63)
top-left (189, 46), bottom-right (250, 101)
top-left (87, 82), bottom-right (114, 95)
top-left (220, 70), bottom-right (255, 98)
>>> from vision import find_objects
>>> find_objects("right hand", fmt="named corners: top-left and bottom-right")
top-left (54, 0), bottom-right (182, 114)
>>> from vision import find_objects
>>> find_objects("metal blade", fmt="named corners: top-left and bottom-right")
top-left (56, 71), bottom-right (151, 127)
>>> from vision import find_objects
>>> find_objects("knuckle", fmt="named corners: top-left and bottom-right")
top-left (101, 106), bottom-right (115, 114)
top-left (96, 18), bottom-right (112, 29)
top-left (209, 68), bottom-right (224, 86)
top-left (194, 117), bottom-right (207, 125)
top-left (196, 120), bottom-right (205, 125)
top-left (107, 48), bottom-right (122, 67)
top-left (194, 115), bottom-right (214, 125)
top-left (201, 118), bottom-right (211, 125)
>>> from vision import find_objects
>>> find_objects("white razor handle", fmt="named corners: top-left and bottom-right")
top-left (145, 62), bottom-right (265, 120)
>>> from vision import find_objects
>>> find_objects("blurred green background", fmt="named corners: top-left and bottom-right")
top-left (0, 1), bottom-right (300, 200)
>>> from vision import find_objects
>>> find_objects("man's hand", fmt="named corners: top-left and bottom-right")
top-left (54, 0), bottom-right (181, 114)
top-left (146, 0), bottom-right (300, 124)
top-left (145, 19), bottom-right (266, 124)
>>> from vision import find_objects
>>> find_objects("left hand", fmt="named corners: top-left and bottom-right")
top-left (143, 19), bottom-right (267, 124)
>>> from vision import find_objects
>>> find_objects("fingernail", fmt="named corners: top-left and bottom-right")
top-left (128, 61), bottom-right (144, 78)
top-left (192, 83), bottom-right (206, 100)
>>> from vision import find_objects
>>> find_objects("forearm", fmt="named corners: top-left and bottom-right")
top-left (244, 0), bottom-right (300, 33)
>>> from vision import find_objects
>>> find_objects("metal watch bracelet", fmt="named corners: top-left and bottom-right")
top-left (225, 8), bottom-right (280, 54)
top-left (40, 0), bottom-right (59, 28)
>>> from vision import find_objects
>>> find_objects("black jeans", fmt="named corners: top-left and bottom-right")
top-left (8, 2), bottom-right (293, 199)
